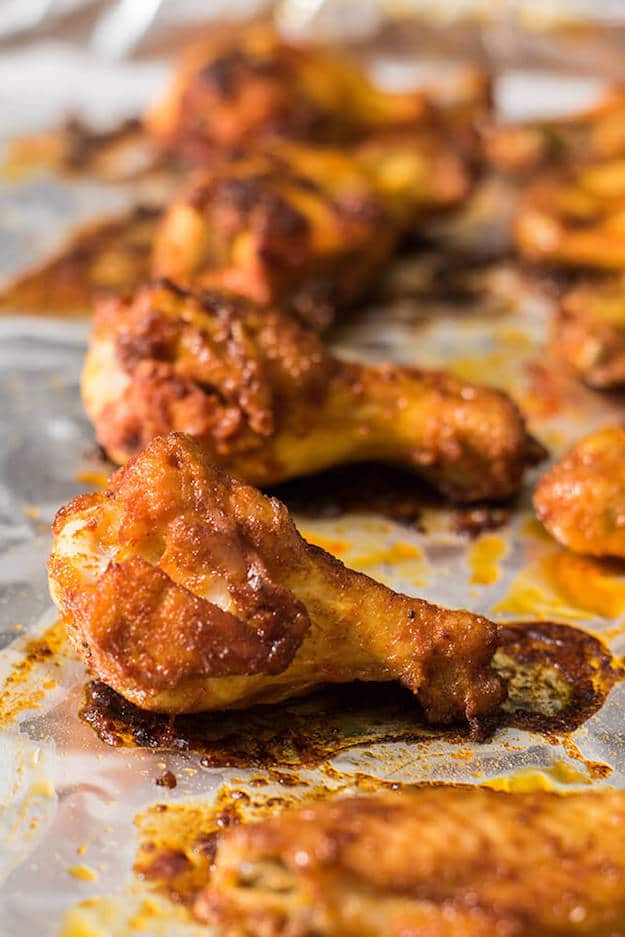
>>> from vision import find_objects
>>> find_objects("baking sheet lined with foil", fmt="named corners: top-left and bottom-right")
top-left (3, 43), bottom-right (625, 937)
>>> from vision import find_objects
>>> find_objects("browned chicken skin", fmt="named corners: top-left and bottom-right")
top-left (145, 25), bottom-right (435, 161)
top-left (515, 158), bottom-right (625, 269)
top-left (152, 138), bottom-right (470, 328)
top-left (555, 274), bottom-right (625, 388)
top-left (198, 787), bottom-right (625, 937)
top-left (534, 425), bottom-right (625, 557)
top-left (48, 433), bottom-right (505, 723)
top-left (82, 282), bottom-right (541, 502)
top-left (485, 87), bottom-right (625, 176)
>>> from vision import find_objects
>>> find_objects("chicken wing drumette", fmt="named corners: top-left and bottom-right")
top-left (534, 425), bottom-right (625, 557)
top-left (151, 139), bottom-right (469, 328)
top-left (515, 157), bottom-right (625, 269)
top-left (82, 282), bottom-right (541, 502)
top-left (555, 274), bottom-right (625, 388)
top-left (145, 25), bottom-right (488, 163)
top-left (48, 433), bottom-right (505, 722)
top-left (199, 787), bottom-right (625, 937)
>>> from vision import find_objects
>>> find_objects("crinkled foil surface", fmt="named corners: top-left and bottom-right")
top-left (2, 20), bottom-right (625, 937)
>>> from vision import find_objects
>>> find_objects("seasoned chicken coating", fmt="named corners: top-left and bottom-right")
top-left (534, 425), bottom-right (625, 557)
top-left (82, 282), bottom-right (541, 502)
top-left (556, 274), bottom-right (625, 388)
top-left (48, 433), bottom-right (505, 722)
top-left (516, 158), bottom-right (625, 269)
top-left (485, 87), bottom-right (625, 176)
top-left (145, 25), bottom-right (433, 161)
top-left (198, 787), bottom-right (625, 937)
top-left (152, 139), bottom-right (469, 328)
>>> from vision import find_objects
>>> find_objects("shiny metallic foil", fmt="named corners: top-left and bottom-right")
top-left (1, 19), bottom-right (625, 937)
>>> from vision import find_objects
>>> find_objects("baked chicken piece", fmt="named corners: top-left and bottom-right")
top-left (198, 786), bottom-right (625, 937)
top-left (48, 433), bottom-right (505, 723)
top-left (151, 138), bottom-right (469, 327)
top-left (534, 425), bottom-right (625, 557)
top-left (485, 87), bottom-right (625, 176)
top-left (515, 157), bottom-right (625, 269)
top-left (556, 274), bottom-right (625, 388)
top-left (145, 25), bottom-right (433, 161)
top-left (82, 282), bottom-right (541, 502)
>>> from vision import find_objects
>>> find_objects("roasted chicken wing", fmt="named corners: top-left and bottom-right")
top-left (151, 138), bottom-right (469, 327)
top-left (485, 87), bottom-right (625, 176)
top-left (534, 425), bottom-right (625, 557)
top-left (48, 433), bottom-right (505, 723)
top-left (556, 274), bottom-right (625, 388)
top-left (145, 25), bottom-right (434, 161)
top-left (516, 158), bottom-right (625, 269)
top-left (82, 282), bottom-right (541, 501)
top-left (198, 787), bottom-right (625, 937)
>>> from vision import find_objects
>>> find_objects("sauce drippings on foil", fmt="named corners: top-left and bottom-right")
top-left (495, 620), bottom-right (624, 735)
top-left (495, 550), bottom-right (625, 621)
top-left (2, 118), bottom-right (162, 182)
top-left (469, 533), bottom-right (507, 585)
top-left (0, 619), bottom-right (66, 728)
top-left (0, 205), bottom-right (160, 317)
top-left (78, 620), bottom-right (624, 765)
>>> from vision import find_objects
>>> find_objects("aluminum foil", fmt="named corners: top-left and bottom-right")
top-left (2, 35), bottom-right (625, 937)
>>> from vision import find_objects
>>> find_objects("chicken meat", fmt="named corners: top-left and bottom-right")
top-left (534, 425), bottom-right (625, 557)
top-left (82, 281), bottom-right (542, 502)
top-left (199, 786), bottom-right (625, 937)
top-left (48, 433), bottom-right (505, 723)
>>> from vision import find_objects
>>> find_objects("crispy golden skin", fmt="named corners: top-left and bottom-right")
top-left (534, 425), bottom-right (625, 557)
top-left (198, 787), bottom-right (625, 937)
top-left (145, 26), bottom-right (433, 161)
top-left (485, 87), bottom-right (625, 175)
top-left (556, 274), bottom-right (625, 388)
top-left (516, 158), bottom-right (625, 269)
top-left (151, 139), bottom-right (469, 328)
top-left (48, 433), bottom-right (505, 722)
top-left (82, 282), bottom-right (541, 502)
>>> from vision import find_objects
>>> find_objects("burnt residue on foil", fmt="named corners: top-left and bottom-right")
top-left (272, 462), bottom-right (513, 535)
top-left (0, 205), bottom-right (162, 317)
top-left (496, 620), bottom-right (625, 734)
top-left (78, 620), bottom-right (624, 766)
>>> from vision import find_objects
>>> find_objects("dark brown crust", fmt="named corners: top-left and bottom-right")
top-left (151, 149), bottom-right (397, 329)
top-left (83, 281), bottom-right (542, 502)
top-left (71, 556), bottom-right (308, 689)
top-left (49, 433), bottom-right (505, 721)
top-left (198, 787), bottom-right (625, 937)
top-left (145, 25), bottom-right (431, 161)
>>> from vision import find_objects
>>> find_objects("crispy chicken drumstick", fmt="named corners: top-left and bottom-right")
top-left (556, 274), bottom-right (625, 388)
top-left (152, 139), bottom-right (469, 327)
top-left (82, 282), bottom-right (541, 502)
top-left (146, 26), bottom-right (436, 161)
top-left (485, 87), bottom-right (625, 175)
top-left (48, 433), bottom-right (505, 722)
top-left (535, 425), bottom-right (625, 558)
top-left (199, 787), bottom-right (625, 937)
top-left (516, 157), bottom-right (625, 269)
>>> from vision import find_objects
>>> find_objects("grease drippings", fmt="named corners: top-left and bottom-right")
top-left (272, 462), bottom-right (512, 535)
top-left (79, 620), bottom-right (624, 766)
top-left (0, 205), bottom-right (160, 317)
top-left (496, 621), bottom-right (624, 735)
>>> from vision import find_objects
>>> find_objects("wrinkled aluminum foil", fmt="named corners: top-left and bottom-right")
top-left (2, 25), bottom-right (625, 937)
